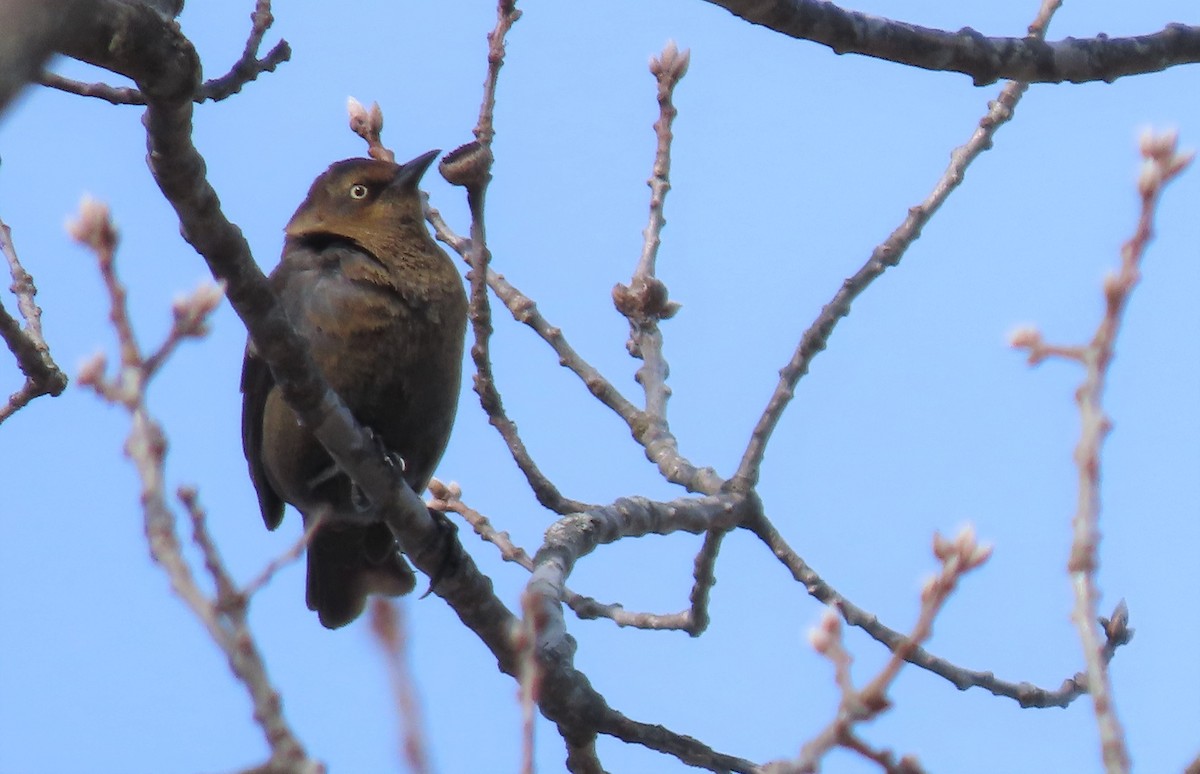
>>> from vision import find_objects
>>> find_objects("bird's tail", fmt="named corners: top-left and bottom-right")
top-left (305, 520), bottom-right (416, 629)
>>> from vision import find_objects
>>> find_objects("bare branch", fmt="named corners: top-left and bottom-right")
top-left (40, 0), bottom-right (290, 105)
top-left (700, 0), bottom-right (1200, 86)
top-left (429, 478), bottom-right (703, 631)
top-left (473, 0), bottom-right (521, 147)
top-left (745, 508), bottom-right (1132, 708)
top-left (612, 40), bottom-right (700, 493)
top-left (431, 1), bottom-right (599, 516)
top-left (0, 216), bottom-right (67, 423)
top-left (1010, 130), bottom-right (1191, 774)
top-left (370, 601), bottom-right (432, 774)
top-left (526, 494), bottom-right (757, 771)
top-left (201, 0), bottom-right (291, 101)
top-left (429, 165), bottom-right (723, 498)
top-left (69, 198), bottom-right (318, 773)
top-left (767, 527), bottom-right (991, 773)
top-left (240, 513), bottom-right (323, 600)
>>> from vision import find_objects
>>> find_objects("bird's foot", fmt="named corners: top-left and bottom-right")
top-left (308, 462), bottom-right (342, 490)
top-left (349, 426), bottom-right (408, 512)
top-left (415, 508), bottom-right (462, 598)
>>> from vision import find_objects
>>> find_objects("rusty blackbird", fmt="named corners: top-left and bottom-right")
top-left (241, 150), bottom-right (467, 629)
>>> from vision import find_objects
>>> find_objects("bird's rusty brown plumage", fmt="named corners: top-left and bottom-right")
top-left (241, 150), bottom-right (467, 629)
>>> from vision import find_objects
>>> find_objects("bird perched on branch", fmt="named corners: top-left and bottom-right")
top-left (241, 150), bottom-right (467, 629)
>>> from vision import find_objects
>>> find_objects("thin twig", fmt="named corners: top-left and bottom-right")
top-left (180, 486), bottom-right (240, 605)
top-left (240, 512), bottom-right (323, 600)
top-left (516, 590), bottom-right (545, 774)
top-left (461, 0), bottom-right (527, 519)
top-left (370, 600), bottom-right (432, 774)
top-left (0, 215), bottom-right (67, 422)
top-left (612, 40), bottom-right (709, 497)
top-left (473, 0), bottom-right (520, 148)
top-left (745, 507), bottom-right (1130, 708)
top-left (434, 0), bottom-right (599, 516)
top-left (202, 0), bottom-right (290, 102)
top-left (773, 528), bottom-right (991, 773)
top-left (428, 184), bottom-right (722, 497)
top-left (1009, 130), bottom-right (1191, 774)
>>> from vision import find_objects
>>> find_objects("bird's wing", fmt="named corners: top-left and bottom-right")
top-left (240, 341), bottom-right (285, 530)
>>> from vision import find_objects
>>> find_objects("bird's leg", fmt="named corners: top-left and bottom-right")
top-left (302, 458), bottom-right (384, 516)
top-left (415, 508), bottom-right (462, 598)
top-left (307, 461), bottom-right (343, 490)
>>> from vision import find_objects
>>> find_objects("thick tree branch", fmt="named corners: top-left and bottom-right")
top-left (40, 0), bottom-right (289, 105)
top-left (700, 0), bottom-right (1199, 86)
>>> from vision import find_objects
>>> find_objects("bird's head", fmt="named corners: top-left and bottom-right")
top-left (285, 150), bottom-right (439, 252)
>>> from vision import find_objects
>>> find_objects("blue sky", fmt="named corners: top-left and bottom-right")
top-left (1, 1), bottom-right (1198, 772)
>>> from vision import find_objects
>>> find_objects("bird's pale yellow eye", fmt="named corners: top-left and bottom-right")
top-left (349, 183), bottom-right (369, 199)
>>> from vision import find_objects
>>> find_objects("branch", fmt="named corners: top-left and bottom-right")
top-left (40, 0), bottom-right (289, 105)
top-left (769, 527), bottom-right (991, 773)
top-left (429, 479), bottom-right (717, 633)
top-left (526, 493), bottom-right (757, 772)
top-left (731, 0), bottom-right (1060, 490)
top-left (427, 1), bottom-right (600, 516)
top-left (0, 215), bottom-right (67, 423)
top-left (1009, 130), bottom-right (1191, 774)
top-left (370, 600), bottom-right (432, 774)
top-left (612, 40), bottom-right (715, 498)
top-left (700, 0), bottom-right (1200, 86)
top-left (745, 507), bottom-right (1132, 708)
top-left (68, 198), bottom-right (317, 773)
top-left (428, 161), bottom-right (723, 496)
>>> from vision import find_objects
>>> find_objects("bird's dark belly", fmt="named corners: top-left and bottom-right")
top-left (263, 278), bottom-right (460, 506)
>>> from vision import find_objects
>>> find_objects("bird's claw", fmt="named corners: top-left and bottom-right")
top-left (350, 426), bottom-right (408, 512)
top-left (415, 508), bottom-right (461, 598)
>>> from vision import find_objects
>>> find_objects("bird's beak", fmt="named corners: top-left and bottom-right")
top-left (391, 149), bottom-right (441, 190)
